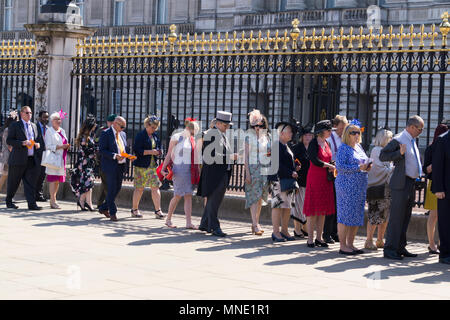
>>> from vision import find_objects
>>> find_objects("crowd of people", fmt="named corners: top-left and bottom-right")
top-left (0, 106), bottom-right (449, 265)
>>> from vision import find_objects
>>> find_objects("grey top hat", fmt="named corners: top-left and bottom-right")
top-left (215, 111), bottom-right (234, 126)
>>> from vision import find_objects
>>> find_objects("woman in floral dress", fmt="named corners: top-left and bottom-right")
top-left (70, 116), bottom-right (98, 211)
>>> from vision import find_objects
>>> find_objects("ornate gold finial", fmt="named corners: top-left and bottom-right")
top-left (367, 26), bottom-right (374, 49)
top-left (310, 28), bottom-right (316, 50)
top-left (249, 30), bottom-right (254, 52)
top-left (387, 25), bottom-right (394, 48)
top-left (282, 29), bottom-right (289, 51)
top-left (168, 24), bottom-right (177, 52)
top-left (440, 11), bottom-right (450, 47)
top-left (290, 18), bottom-right (300, 50)
top-left (178, 33), bottom-right (183, 53)
top-left (257, 30), bottom-right (262, 51)
top-left (274, 30), bottom-right (280, 51)
top-left (208, 32), bottom-right (214, 52)
top-left (162, 34), bottom-right (167, 53)
top-left (201, 32), bottom-right (206, 52)
top-left (185, 33), bottom-right (190, 53)
top-left (193, 33), bottom-right (198, 53)
top-left (358, 26), bottom-right (364, 49)
top-left (224, 32), bottom-right (229, 52)
top-left (232, 31), bottom-right (238, 52)
top-left (240, 31), bottom-right (246, 51)
top-left (377, 26), bottom-right (384, 49)
top-left (265, 30), bottom-right (272, 51)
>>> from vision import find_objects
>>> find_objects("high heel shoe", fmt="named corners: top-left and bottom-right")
top-left (271, 233), bottom-right (287, 242)
top-left (84, 203), bottom-right (94, 212)
top-left (314, 239), bottom-right (329, 247)
top-left (294, 231), bottom-right (305, 239)
top-left (50, 202), bottom-right (61, 209)
top-left (428, 246), bottom-right (439, 254)
top-left (251, 225), bottom-right (264, 236)
top-left (77, 201), bottom-right (87, 211)
top-left (155, 209), bottom-right (165, 219)
top-left (280, 232), bottom-right (296, 241)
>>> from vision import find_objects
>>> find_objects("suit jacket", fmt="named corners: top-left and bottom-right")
top-left (197, 127), bottom-right (232, 197)
top-left (6, 120), bottom-right (42, 166)
top-left (431, 131), bottom-right (450, 197)
top-left (99, 127), bottom-right (127, 174)
top-left (379, 138), bottom-right (407, 190)
top-left (35, 121), bottom-right (48, 160)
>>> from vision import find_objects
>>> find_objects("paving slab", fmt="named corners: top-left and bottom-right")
top-left (0, 200), bottom-right (449, 300)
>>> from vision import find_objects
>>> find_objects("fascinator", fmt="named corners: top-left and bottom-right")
top-left (58, 108), bottom-right (68, 120)
top-left (248, 109), bottom-right (263, 126)
top-left (8, 109), bottom-right (18, 120)
top-left (350, 119), bottom-right (365, 133)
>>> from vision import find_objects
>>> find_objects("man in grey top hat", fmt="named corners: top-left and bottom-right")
top-left (197, 111), bottom-right (238, 237)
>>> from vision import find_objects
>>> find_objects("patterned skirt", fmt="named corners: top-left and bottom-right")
top-left (244, 164), bottom-right (269, 209)
top-left (270, 181), bottom-right (296, 209)
top-left (367, 184), bottom-right (391, 225)
top-left (290, 187), bottom-right (307, 224)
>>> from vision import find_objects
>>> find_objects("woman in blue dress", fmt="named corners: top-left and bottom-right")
top-left (335, 120), bottom-right (372, 255)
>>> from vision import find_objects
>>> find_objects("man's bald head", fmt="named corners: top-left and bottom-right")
top-left (113, 116), bottom-right (126, 132)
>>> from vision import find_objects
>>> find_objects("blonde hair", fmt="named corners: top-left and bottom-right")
top-left (185, 120), bottom-right (200, 135)
top-left (374, 128), bottom-right (393, 147)
top-left (144, 116), bottom-right (160, 128)
top-left (342, 124), bottom-right (362, 145)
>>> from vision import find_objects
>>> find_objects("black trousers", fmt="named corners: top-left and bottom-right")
top-left (96, 169), bottom-right (108, 208)
top-left (35, 165), bottom-right (46, 199)
top-left (6, 157), bottom-right (39, 206)
top-left (438, 197), bottom-right (450, 259)
top-left (323, 183), bottom-right (338, 239)
top-left (384, 177), bottom-right (415, 254)
top-left (199, 172), bottom-right (229, 232)
top-left (98, 164), bottom-right (124, 217)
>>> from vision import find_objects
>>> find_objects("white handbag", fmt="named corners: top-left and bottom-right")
top-left (41, 149), bottom-right (63, 170)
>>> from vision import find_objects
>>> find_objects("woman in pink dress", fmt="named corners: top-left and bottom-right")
top-left (44, 112), bottom-right (70, 209)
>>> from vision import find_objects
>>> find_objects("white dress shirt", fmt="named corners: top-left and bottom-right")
top-left (394, 129), bottom-right (422, 179)
top-left (327, 131), bottom-right (342, 161)
top-left (111, 126), bottom-right (126, 164)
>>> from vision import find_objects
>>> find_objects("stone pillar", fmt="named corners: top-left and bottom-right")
top-left (25, 1), bottom-right (96, 138)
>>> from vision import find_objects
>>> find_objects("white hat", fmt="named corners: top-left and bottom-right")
top-left (215, 111), bottom-right (233, 126)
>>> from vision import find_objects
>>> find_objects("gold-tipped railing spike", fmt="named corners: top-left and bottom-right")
top-left (185, 33), bottom-right (190, 53)
top-left (347, 27), bottom-right (354, 49)
top-left (257, 30), bottom-right (263, 51)
top-left (231, 31), bottom-right (237, 52)
top-left (178, 33), bottom-right (183, 53)
top-left (377, 26), bottom-right (384, 49)
top-left (430, 24), bottom-right (437, 48)
top-left (338, 27), bottom-right (344, 49)
top-left (216, 32), bottom-right (222, 52)
top-left (290, 18), bottom-right (300, 50)
top-left (162, 34), bottom-right (167, 53)
top-left (192, 33), bottom-right (197, 53)
top-left (357, 26), bottom-right (364, 49)
top-left (328, 28), bottom-right (335, 50)
top-left (408, 25), bottom-right (415, 48)
top-left (208, 32), bottom-right (214, 52)
top-left (319, 28), bottom-right (326, 50)
top-left (397, 25), bottom-right (405, 49)
top-left (265, 30), bottom-right (272, 51)
top-left (387, 25), bottom-right (394, 48)
top-left (300, 28), bottom-right (307, 50)
top-left (240, 31), bottom-right (246, 51)
top-left (310, 28), bottom-right (316, 50)
top-left (282, 29), bottom-right (289, 51)
top-left (367, 26), bottom-right (374, 49)
top-left (419, 25), bottom-right (425, 48)
top-left (440, 12), bottom-right (450, 47)
top-left (248, 30), bottom-right (254, 52)
top-left (200, 32), bottom-right (206, 52)
top-left (274, 30), bottom-right (281, 51)
top-left (224, 32), bottom-right (230, 52)
top-left (141, 35), bottom-right (146, 54)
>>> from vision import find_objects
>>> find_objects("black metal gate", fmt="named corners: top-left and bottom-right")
top-left (69, 20), bottom-right (450, 206)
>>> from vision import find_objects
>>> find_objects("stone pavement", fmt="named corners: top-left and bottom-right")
top-left (0, 199), bottom-right (449, 300)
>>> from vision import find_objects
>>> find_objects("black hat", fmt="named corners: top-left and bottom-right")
top-left (275, 121), bottom-right (298, 134)
top-left (299, 123), bottom-right (314, 136)
top-left (313, 120), bottom-right (333, 134)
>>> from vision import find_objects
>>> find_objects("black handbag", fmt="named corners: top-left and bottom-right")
top-left (280, 178), bottom-right (299, 192)
top-left (366, 184), bottom-right (385, 201)
top-left (327, 161), bottom-right (336, 182)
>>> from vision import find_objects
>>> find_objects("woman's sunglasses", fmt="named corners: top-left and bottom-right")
top-left (349, 131), bottom-right (361, 136)
top-left (252, 124), bottom-right (265, 128)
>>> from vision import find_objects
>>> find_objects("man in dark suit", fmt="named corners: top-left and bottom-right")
top-left (6, 106), bottom-right (44, 210)
top-left (35, 110), bottom-right (49, 202)
top-left (197, 111), bottom-right (238, 237)
top-left (98, 116), bottom-right (129, 221)
top-left (380, 115), bottom-right (424, 260)
top-left (94, 114), bottom-right (116, 209)
top-left (432, 127), bottom-right (450, 264)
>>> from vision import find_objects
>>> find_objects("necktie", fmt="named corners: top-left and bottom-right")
top-left (411, 138), bottom-right (422, 177)
top-left (116, 132), bottom-right (124, 154)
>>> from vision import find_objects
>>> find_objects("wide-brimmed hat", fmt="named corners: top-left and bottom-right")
top-left (275, 121), bottom-right (298, 135)
top-left (215, 111), bottom-right (233, 126)
top-left (313, 120), bottom-right (333, 134)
